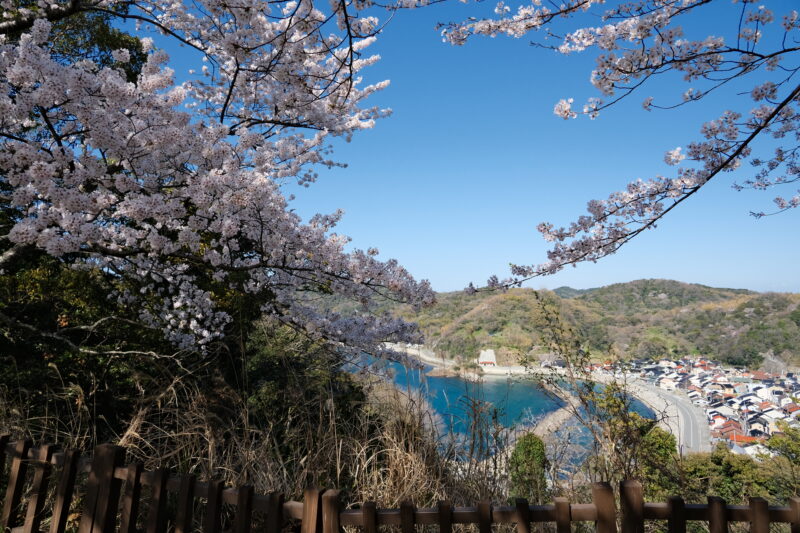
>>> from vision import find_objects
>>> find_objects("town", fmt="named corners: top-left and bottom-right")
top-left (616, 358), bottom-right (800, 457)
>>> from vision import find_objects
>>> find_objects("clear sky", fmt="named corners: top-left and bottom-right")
top-left (165, 1), bottom-right (800, 294)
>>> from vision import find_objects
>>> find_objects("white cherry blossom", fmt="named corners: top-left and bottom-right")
top-left (0, 0), bottom-right (434, 352)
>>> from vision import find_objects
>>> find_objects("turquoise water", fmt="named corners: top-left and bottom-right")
top-left (376, 359), bottom-right (653, 436)
top-left (379, 360), bottom-right (563, 434)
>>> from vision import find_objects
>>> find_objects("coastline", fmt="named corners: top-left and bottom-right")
top-left (385, 343), bottom-right (710, 454)
top-left (529, 398), bottom-right (575, 438)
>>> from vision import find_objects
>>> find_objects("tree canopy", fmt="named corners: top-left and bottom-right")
top-left (0, 0), bottom-right (434, 358)
top-left (3, 0), bottom-right (799, 354)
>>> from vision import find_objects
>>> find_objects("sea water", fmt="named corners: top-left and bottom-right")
top-left (376, 359), bottom-right (654, 438)
top-left (384, 361), bottom-right (563, 434)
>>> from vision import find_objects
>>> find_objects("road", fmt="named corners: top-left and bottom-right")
top-left (638, 383), bottom-right (712, 454)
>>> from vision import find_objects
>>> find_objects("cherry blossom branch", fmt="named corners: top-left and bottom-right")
top-left (466, 82), bottom-right (800, 294)
top-left (445, 2), bottom-right (800, 291)
top-left (1, 2), bottom-right (430, 352)
top-left (0, 0), bottom-right (84, 35)
top-left (87, 6), bottom-right (211, 56)
top-left (0, 244), bottom-right (31, 267)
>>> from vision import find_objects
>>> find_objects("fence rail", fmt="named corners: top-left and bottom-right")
top-left (2, 437), bottom-right (800, 533)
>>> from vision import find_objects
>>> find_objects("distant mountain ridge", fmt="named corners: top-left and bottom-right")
top-left (552, 286), bottom-right (596, 299)
top-left (390, 279), bottom-right (800, 369)
top-left (568, 279), bottom-right (754, 313)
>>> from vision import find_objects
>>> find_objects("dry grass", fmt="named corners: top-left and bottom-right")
top-left (0, 366), bottom-right (512, 508)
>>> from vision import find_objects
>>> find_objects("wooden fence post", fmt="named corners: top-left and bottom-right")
top-left (438, 501), bottom-right (453, 533)
top-left (49, 449), bottom-right (80, 533)
top-left (321, 490), bottom-right (341, 533)
top-left (667, 496), bottom-right (686, 533)
top-left (1, 439), bottom-right (32, 531)
top-left (145, 468), bottom-right (170, 533)
top-left (361, 502), bottom-right (377, 533)
top-left (400, 500), bottom-right (415, 533)
top-left (78, 444), bottom-right (126, 533)
top-left (234, 485), bottom-right (255, 533)
top-left (174, 474), bottom-right (197, 533)
top-left (514, 498), bottom-right (530, 533)
top-left (204, 480), bottom-right (224, 533)
top-left (790, 497), bottom-right (800, 533)
top-left (301, 488), bottom-right (324, 533)
top-left (478, 500), bottom-right (492, 533)
top-left (554, 498), bottom-right (570, 533)
top-left (592, 482), bottom-right (616, 533)
top-left (119, 463), bottom-right (143, 533)
top-left (22, 443), bottom-right (56, 533)
top-left (265, 492), bottom-right (285, 533)
top-left (749, 497), bottom-right (769, 533)
top-left (707, 496), bottom-right (728, 533)
top-left (620, 480), bottom-right (643, 533)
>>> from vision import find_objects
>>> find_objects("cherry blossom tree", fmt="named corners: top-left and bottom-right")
top-left (0, 0), bottom-right (434, 355)
top-left (443, 1), bottom-right (800, 289)
top-left (5, 0), bottom-right (798, 353)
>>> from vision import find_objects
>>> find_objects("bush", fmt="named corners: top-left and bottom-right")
top-left (508, 433), bottom-right (548, 503)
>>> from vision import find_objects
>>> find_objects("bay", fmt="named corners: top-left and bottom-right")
top-left (376, 359), bottom-right (654, 437)
top-left (380, 359), bottom-right (563, 435)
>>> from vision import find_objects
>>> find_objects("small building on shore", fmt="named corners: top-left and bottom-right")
top-left (477, 349), bottom-right (497, 367)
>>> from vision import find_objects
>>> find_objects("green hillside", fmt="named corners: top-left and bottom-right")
top-left (393, 280), bottom-right (800, 369)
top-left (573, 279), bottom-right (754, 314)
top-left (552, 286), bottom-right (596, 299)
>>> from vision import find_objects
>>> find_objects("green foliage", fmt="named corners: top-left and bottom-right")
top-left (639, 437), bottom-right (800, 506)
top-left (583, 382), bottom-right (680, 487)
top-left (552, 286), bottom-right (594, 299)
top-left (789, 307), bottom-right (800, 328)
top-left (388, 280), bottom-right (800, 367)
top-left (680, 444), bottom-right (771, 503)
top-left (638, 427), bottom-right (679, 500)
top-left (4, 1), bottom-right (146, 81)
top-left (764, 422), bottom-right (800, 498)
top-left (576, 279), bottom-right (753, 315)
top-left (0, 248), bottom-right (177, 442)
top-left (244, 321), bottom-right (367, 455)
top-left (393, 288), bottom-right (608, 363)
top-left (767, 422), bottom-right (800, 464)
top-left (508, 433), bottom-right (548, 503)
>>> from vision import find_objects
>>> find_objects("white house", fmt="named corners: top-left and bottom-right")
top-left (477, 349), bottom-right (497, 367)
top-left (659, 377), bottom-right (678, 391)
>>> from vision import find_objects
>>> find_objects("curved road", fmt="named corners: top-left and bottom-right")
top-left (639, 383), bottom-right (712, 454)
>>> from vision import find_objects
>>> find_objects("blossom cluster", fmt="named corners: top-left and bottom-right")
top-left (1, 0), bottom-right (434, 351)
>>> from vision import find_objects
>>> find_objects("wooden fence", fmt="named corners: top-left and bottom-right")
top-left (2, 437), bottom-right (800, 533)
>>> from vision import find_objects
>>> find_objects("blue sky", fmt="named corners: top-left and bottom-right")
top-left (286, 1), bottom-right (800, 294)
top-left (161, 1), bottom-right (800, 294)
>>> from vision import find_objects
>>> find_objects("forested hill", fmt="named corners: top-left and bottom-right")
top-left (557, 279), bottom-right (754, 314)
top-left (390, 279), bottom-right (800, 369)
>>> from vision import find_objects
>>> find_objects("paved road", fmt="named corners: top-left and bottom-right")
top-left (642, 385), bottom-right (712, 454)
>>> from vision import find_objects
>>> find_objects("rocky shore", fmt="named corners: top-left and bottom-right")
top-left (531, 404), bottom-right (574, 437)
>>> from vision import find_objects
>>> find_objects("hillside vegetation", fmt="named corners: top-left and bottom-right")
top-left (392, 280), bottom-right (800, 368)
